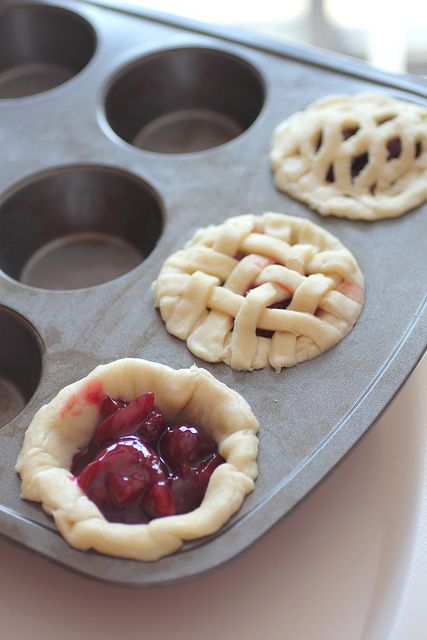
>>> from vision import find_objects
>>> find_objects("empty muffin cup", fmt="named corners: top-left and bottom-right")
top-left (0, 307), bottom-right (43, 427)
top-left (0, 166), bottom-right (163, 290)
top-left (105, 47), bottom-right (265, 153)
top-left (0, 4), bottom-right (96, 98)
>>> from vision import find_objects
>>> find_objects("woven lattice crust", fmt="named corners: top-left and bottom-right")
top-left (154, 213), bottom-right (364, 371)
top-left (270, 92), bottom-right (427, 220)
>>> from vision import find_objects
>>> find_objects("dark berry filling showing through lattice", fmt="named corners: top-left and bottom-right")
top-left (351, 152), bottom-right (369, 178)
top-left (342, 126), bottom-right (359, 140)
top-left (387, 137), bottom-right (402, 160)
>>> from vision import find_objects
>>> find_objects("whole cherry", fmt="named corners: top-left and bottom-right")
top-left (170, 453), bottom-right (224, 514)
top-left (159, 424), bottom-right (218, 472)
top-left (94, 392), bottom-right (154, 445)
top-left (77, 436), bottom-right (175, 523)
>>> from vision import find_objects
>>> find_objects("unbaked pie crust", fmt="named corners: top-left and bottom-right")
top-left (154, 212), bottom-right (364, 371)
top-left (16, 358), bottom-right (258, 561)
top-left (270, 92), bottom-right (427, 220)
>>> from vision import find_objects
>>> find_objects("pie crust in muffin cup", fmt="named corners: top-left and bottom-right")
top-left (270, 92), bottom-right (427, 220)
top-left (16, 358), bottom-right (259, 561)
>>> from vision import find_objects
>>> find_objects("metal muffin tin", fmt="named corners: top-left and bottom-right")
top-left (0, 0), bottom-right (426, 587)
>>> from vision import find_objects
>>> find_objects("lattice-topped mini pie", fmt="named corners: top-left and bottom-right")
top-left (270, 92), bottom-right (427, 220)
top-left (154, 213), bottom-right (364, 371)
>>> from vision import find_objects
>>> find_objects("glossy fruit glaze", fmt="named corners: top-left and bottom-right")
top-left (71, 393), bottom-right (224, 524)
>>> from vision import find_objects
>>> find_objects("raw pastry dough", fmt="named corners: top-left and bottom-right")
top-left (154, 212), bottom-right (364, 371)
top-left (270, 92), bottom-right (427, 220)
top-left (16, 358), bottom-right (258, 561)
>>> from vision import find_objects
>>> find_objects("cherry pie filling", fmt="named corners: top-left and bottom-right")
top-left (71, 393), bottom-right (224, 524)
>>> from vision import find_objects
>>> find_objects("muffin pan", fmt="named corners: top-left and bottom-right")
top-left (0, 0), bottom-right (425, 586)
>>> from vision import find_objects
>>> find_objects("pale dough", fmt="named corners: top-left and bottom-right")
top-left (16, 358), bottom-right (258, 561)
top-left (154, 212), bottom-right (364, 371)
top-left (270, 92), bottom-right (427, 220)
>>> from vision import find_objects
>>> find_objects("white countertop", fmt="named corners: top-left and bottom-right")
top-left (1, 357), bottom-right (425, 640)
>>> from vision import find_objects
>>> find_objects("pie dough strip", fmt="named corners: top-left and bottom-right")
top-left (224, 254), bottom-right (272, 294)
top-left (165, 271), bottom-right (219, 339)
top-left (230, 283), bottom-right (281, 370)
top-left (269, 332), bottom-right (298, 370)
top-left (287, 274), bottom-right (334, 314)
top-left (213, 222), bottom-right (252, 256)
top-left (307, 250), bottom-right (363, 287)
top-left (187, 310), bottom-right (233, 362)
top-left (167, 246), bottom-right (237, 280)
top-left (240, 233), bottom-right (291, 265)
top-left (255, 265), bottom-right (300, 297)
top-left (319, 290), bottom-right (361, 324)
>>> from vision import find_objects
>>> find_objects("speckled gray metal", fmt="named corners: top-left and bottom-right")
top-left (0, 0), bottom-right (425, 587)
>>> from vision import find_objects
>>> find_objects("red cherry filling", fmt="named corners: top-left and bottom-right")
top-left (94, 392), bottom-right (155, 445)
top-left (170, 454), bottom-right (224, 514)
top-left (387, 137), bottom-right (402, 160)
top-left (342, 126), bottom-right (359, 140)
top-left (100, 395), bottom-right (127, 418)
top-left (72, 393), bottom-right (224, 524)
top-left (78, 436), bottom-right (174, 523)
top-left (138, 409), bottom-right (166, 447)
top-left (159, 424), bottom-right (218, 472)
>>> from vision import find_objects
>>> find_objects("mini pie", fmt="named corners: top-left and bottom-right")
top-left (16, 358), bottom-right (258, 561)
top-left (270, 92), bottom-right (427, 220)
top-left (154, 212), bottom-right (364, 371)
